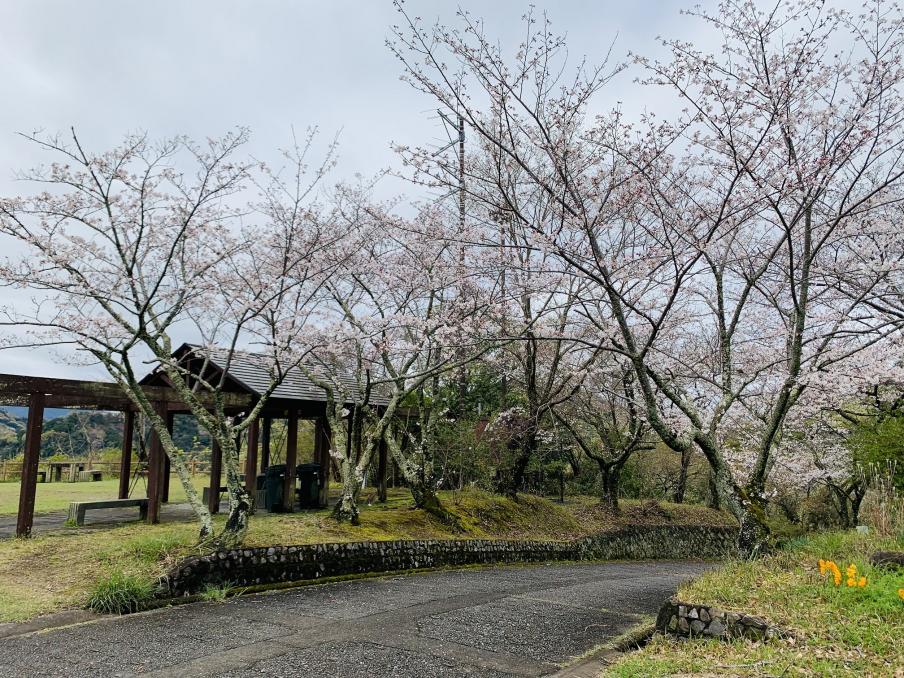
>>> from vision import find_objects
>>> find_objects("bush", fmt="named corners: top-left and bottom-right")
top-left (86, 571), bottom-right (154, 614)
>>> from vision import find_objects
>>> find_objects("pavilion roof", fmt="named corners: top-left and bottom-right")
top-left (146, 344), bottom-right (393, 408)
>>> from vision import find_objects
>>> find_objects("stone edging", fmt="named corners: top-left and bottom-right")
top-left (158, 524), bottom-right (736, 597)
top-left (655, 597), bottom-right (786, 640)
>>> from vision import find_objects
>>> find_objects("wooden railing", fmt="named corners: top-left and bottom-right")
top-left (0, 459), bottom-right (210, 482)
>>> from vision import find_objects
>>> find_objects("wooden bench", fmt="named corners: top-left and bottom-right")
top-left (202, 486), bottom-right (228, 503)
top-left (67, 498), bottom-right (148, 526)
top-left (77, 470), bottom-right (103, 482)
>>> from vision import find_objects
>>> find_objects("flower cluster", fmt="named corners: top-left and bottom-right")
top-left (898, 588), bottom-right (904, 601)
top-left (818, 560), bottom-right (866, 588)
top-left (845, 564), bottom-right (867, 588)
top-left (818, 559), bottom-right (842, 586)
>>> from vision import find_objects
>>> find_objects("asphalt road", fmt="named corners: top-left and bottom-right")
top-left (0, 560), bottom-right (708, 677)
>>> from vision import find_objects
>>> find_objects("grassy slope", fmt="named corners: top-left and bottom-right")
top-left (606, 531), bottom-right (904, 677)
top-left (0, 489), bottom-right (730, 623)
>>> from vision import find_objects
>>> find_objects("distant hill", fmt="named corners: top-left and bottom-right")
top-left (1, 406), bottom-right (72, 421)
top-left (0, 408), bottom-right (208, 460)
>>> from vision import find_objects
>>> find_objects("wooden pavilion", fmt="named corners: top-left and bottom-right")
top-left (1, 344), bottom-right (393, 538)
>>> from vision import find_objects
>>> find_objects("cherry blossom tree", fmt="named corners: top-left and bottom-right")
top-left (390, 0), bottom-right (904, 554)
top-left (296, 193), bottom-right (496, 523)
top-left (0, 128), bottom-right (337, 545)
top-left (553, 361), bottom-right (653, 511)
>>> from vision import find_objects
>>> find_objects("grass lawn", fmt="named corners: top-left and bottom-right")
top-left (605, 530), bottom-right (904, 677)
top-left (0, 489), bottom-right (730, 623)
top-left (0, 476), bottom-right (208, 515)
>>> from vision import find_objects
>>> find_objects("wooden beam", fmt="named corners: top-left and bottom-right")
top-left (315, 418), bottom-right (331, 509)
top-left (16, 393), bottom-right (45, 538)
top-left (283, 411), bottom-right (298, 512)
top-left (208, 438), bottom-right (222, 515)
top-left (0, 373), bottom-right (252, 410)
top-left (244, 418), bottom-right (259, 501)
top-left (118, 411), bottom-right (135, 499)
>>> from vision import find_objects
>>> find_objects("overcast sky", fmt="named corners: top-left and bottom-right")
top-left (0, 1), bottom-right (713, 378)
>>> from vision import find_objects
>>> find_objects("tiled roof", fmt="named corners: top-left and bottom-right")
top-left (195, 346), bottom-right (391, 407)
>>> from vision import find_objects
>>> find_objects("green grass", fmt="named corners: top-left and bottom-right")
top-left (605, 530), bottom-right (904, 677)
top-left (0, 475), bottom-right (209, 515)
top-left (86, 570), bottom-right (155, 614)
top-left (0, 489), bottom-right (729, 623)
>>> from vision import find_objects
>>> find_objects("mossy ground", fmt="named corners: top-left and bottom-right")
top-left (0, 487), bottom-right (729, 623)
top-left (605, 530), bottom-right (904, 677)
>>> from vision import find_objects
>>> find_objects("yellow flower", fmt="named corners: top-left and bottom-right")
top-left (846, 564), bottom-right (857, 579)
top-left (898, 588), bottom-right (904, 600)
top-left (858, 577), bottom-right (866, 588)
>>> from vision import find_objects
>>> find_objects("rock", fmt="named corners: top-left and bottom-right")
top-left (870, 551), bottom-right (904, 569)
top-left (705, 618), bottom-right (726, 636)
top-left (699, 608), bottom-right (710, 622)
top-left (668, 615), bottom-right (678, 631)
top-left (688, 607), bottom-right (699, 619)
top-left (690, 620), bottom-right (705, 633)
top-left (678, 617), bottom-right (690, 633)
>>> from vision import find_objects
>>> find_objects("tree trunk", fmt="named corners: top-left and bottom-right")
top-left (696, 437), bottom-right (770, 557)
top-left (850, 485), bottom-right (866, 527)
top-left (707, 470), bottom-right (721, 510)
top-left (332, 459), bottom-right (360, 524)
top-left (598, 461), bottom-right (621, 512)
top-left (385, 432), bottom-right (458, 527)
top-left (673, 448), bottom-right (692, 503)
top-left (214, 434), bottom-right (251, 547)
top-left (494, 432), bottom-right (536, 499)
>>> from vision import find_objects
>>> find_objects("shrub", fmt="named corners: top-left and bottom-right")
top-left (86, 571), bottom-right (154, 614)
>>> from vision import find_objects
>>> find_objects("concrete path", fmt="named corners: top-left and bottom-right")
top-left (0, 560), bottom-right (707, 677)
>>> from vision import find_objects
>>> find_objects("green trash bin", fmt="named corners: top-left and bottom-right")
top-left (296, 463), bottom-right (321, 509)
top-left (264, 464), bottom-right (286, 512)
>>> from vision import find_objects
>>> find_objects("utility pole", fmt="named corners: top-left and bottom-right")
top-left (434, 108), bottom-right (466, 234)
top-left (434, 109), bottom-right (468, 413)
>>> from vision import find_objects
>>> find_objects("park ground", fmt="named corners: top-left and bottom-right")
top-left (0, 479), bottom-right (729, 623)
top-left (2, 481), bottom-right (901, 676)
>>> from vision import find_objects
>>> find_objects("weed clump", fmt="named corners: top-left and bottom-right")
top-left (86, 571), bottom-right (153, 614)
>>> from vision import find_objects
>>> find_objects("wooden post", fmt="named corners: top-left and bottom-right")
top-left (161, 412), bottom-right (174, 504)
top-left (283, 411), bottom-right (298, 512)
top-left (208, 438), bottom-right (222, 515)
top-left (146, 401), bottom-right (166, 524)
top-left (244, 418), bottom-right (259, 498)
top-left (377, 434), bottom-right (388, 503)
top-left (314, 418), bottom-right (331, 508)
top-left (118, 411), bottom-right (135, 499)
top-left (260, 417), bottom-right (271, 473)
top-left (16, 392), bottom-right (45, 538)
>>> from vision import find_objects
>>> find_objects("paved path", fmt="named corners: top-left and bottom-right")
top-left (0, 560), bottom-right (707, 677)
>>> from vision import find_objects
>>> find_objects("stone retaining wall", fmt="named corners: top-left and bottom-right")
top-left (158, 524), bottom-right (735, 597)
